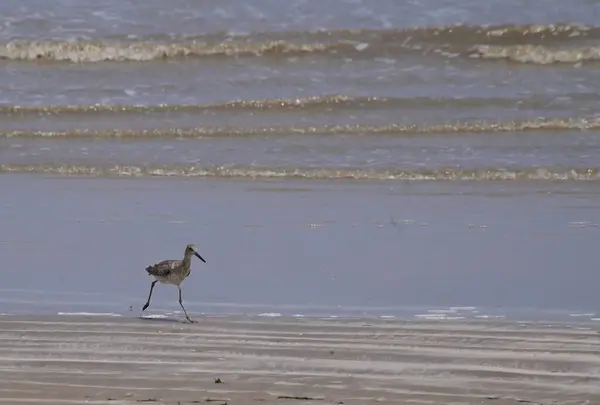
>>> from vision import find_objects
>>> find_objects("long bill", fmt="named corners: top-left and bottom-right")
top-left (194, 251), bottom-right (207, 263)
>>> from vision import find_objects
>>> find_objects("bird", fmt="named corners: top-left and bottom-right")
top-left (141, 243), bottom-right (206, 323)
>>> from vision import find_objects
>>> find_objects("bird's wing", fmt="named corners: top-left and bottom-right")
top-left (146, 260), bottom-right (179, 277)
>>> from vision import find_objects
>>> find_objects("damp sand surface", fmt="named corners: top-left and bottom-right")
top-left (0, 315), bottom-right (598, 405)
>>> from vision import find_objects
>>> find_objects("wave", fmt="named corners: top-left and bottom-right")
top-left (470, 44), bottom-right (600, 64)
top-left (1, 164), bottom-right (598, 182)
top-left (0, 95), bottom-right (386, 114)
top-left (0, 39), bottom-right (331, 62)
top-left (0, 94), bottom-right (591, 116)
top-left (2, 117), bottom-right (599, 139)
top-left (1, 22), bottom-right (598, 64)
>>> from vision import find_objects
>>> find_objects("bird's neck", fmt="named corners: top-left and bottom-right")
top-left (182, 254), bottom-right (193, 266)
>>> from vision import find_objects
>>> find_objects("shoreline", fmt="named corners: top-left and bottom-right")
top-left (1, 290), bottom-right (599, 324)
top-left (0, 315), bottom-right (597, 404)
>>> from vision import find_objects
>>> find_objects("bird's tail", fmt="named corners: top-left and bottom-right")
top-left (145, 266), bottom-right (153, 274)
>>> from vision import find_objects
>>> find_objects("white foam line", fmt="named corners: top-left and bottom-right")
top-left (414, 314), bottom-right (467, 321)
top-left (57, 312), bottom-right (122, 317)
top-left (257, 313), bottom-right (282, 317)
top-left (475, 315), bottom-right (506, 319)
top-left (414, 314), bottom-right (447, 319)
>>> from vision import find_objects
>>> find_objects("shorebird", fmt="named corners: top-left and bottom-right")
top-left (141, 243), bottom-right (206, 323)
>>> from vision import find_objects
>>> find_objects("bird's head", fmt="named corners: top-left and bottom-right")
top-left (185, 244), bottom-right (206, 263)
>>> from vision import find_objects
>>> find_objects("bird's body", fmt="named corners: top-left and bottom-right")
top-left (146, 258), bottom-right (192, 285)
top-left (141, 244), bottom-right (206, 323)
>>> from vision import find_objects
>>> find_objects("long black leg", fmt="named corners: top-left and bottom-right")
top-left (142, 280), bottom-right (158, 312)
top-left (178, 285), bottom-right (195, 323)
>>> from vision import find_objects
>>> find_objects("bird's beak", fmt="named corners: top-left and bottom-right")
top-left (194, 251), bottom-right (206, 263)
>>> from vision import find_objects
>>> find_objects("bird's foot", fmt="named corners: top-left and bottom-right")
top-left (142, 303), bottom-right (149, 311)
top-left (186, 318), bottom-right (197, 323)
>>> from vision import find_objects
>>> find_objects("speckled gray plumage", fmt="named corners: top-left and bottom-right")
top-left (146, 259), bottom-right (189, 280)
top-left (141, 243), bottom-right (206, 323)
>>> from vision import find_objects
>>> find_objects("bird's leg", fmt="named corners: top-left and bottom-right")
top-left (178, 285), bottom-right (195, 323)
top-left (141, 280), bottom-right (158, 313)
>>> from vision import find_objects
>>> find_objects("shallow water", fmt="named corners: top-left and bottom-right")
top-left (0, 175), bottom-right (599, 321)
top-left (0, 0), bottom-right (599, 320)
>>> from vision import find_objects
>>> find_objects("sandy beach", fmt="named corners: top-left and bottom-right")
top-left (0, 315), bottom-right (597, 405)
top-left (2, 2), bottom-right (600, 404)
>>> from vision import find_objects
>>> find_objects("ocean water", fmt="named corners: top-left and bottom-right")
top-left (0, 0), bottom-right (599, 321)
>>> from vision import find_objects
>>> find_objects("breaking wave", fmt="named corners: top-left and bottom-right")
top-left (0, 39), bottom-right (331, 62)
top-left (470, 44), bottom-right (600, 64)
top-left (2, 117), bottom-right (598, 139)
top-left (1, 94), bottom-right (593, 115)
top-left (1, 164), bottom-right (598, 182)
top-left (0, 95), bottom-right (386, 114)
top-left (1, 22), bottom-right (598, 64)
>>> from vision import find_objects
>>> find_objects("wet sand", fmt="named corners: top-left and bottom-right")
top-left (0, 315), bottom-right (598, 405)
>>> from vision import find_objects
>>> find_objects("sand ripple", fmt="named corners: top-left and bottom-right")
top-left (0, 315), bottom-right (597, 404)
